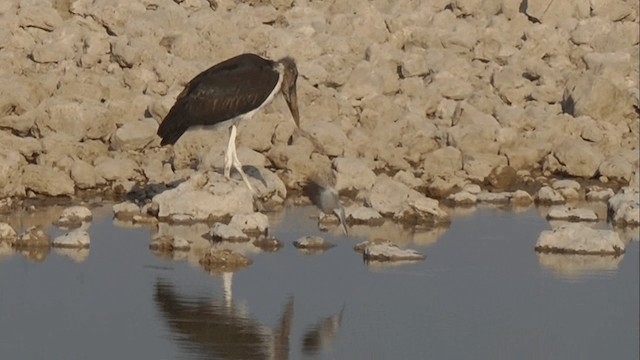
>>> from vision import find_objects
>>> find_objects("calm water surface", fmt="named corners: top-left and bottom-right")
top-left (0, 205), bottom-right (638, 359)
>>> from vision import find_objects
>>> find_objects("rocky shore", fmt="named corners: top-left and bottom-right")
top-left (1, 0), bottom-right (639, 240)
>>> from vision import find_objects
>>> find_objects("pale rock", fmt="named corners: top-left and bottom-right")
top-left (511, 190), bottom-right (534, 206)
top-left (0, 149), bottom-right (26, 198)
top-left (476, 191), bottom-right (511, 203)
top-left (590, 0), bottom-right (637, 21)
top-left (425, 176), bottom-right (465, 199)
top-left (586, 186), bottom-right (615, 201)
top-left (422, 146), bottom-right (462, 178)
top-left (0, 223), bottom-right (17, 243)
top-left (199, 249), bottom-right (252, 272)
top-left (359, 241), bottom-right (425, 262)
top-left (21, 164), bottom-right (75, 196)
top-left (55, 206), bottom-right (93, 228)
top-left (228, 212), bottom-right (269, 235)
top-left (152, 173), bottom-right (254, 223)
top-left (394, 196), bottom-right (451, 225)
top-left (546, 205), bottom-right (598, 222)
top-left (607, 187), bottom-right (640, 226)
top-left (463, 183), bottom-right (482, 194)
top-left (524, 0), bottom-right (589, 27)
top-left (305, 121), bottom-right (349, 157)
top-left (552, 139), bottom-right (604, 178)
top-left (557, 187), bottom-right (581, 202)
top-left (345, 206), bottom-right (384, 225)
top-left (113, 201), bottom-right (141, 219)
top-left (491, 65), bottom-right (533, 105)
top-left (366, 175), bottom-right (419, 216)
top-left (562, 70), bottom-right (635, 123)
top-left (293, 236), bottom-right (335, 251)
top-left (52, 229), bottom-right (90, 248)
top-left (18, 4), bottom-right (64, 31)
top-left (393, 170), bottom-right (423, 189)
top-left (70, 159), bottom-right (107, 189)
top-left (333, 157), bottom-right (377, 193)
top-left (110, 118), bottom-right (159, 151)
top-left (598, 155), bottom-right (634, 183)
top-left (93, 155), bottom-right (141, 182)
top-left (244, 166), bottom-right (287, 203)
top-left (535, 223), bottom-right (624, 255)
top-left (15, 226), bottom-right (50, 248)
top-left (552, 179), bottom-right (581, 191)
top-left (536, 186), bottom-right (566, 204)
top-left (447, 190), bottom-right (477, 206)
top-left (429, 71), bottom-right (474, 100)
top-left (149, 235), bottom-right (191, 252)
top-left (209, 223), bottom-right (249, 242)
top-left (463, 153), bottom-right (508, 182)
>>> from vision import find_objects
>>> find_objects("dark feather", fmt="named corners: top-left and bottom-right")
top-left (157, 53), bottom-right (280, 145)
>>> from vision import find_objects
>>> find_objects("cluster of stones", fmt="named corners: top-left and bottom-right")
top-left (1, 0), bottom-right (637, 220)
top-left (1, 0), bottom-right (638, 265)
top-left (0, 205), bottom-right (93, 262)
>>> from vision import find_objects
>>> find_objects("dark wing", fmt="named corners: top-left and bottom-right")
top-left (157, 53), bottom-right (280, 145)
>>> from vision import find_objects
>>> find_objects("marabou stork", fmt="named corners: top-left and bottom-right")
top-left (157, 53), bottom-right (300, 192)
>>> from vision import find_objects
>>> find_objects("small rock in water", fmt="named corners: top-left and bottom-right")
top-left (199, 249), bottom-right (252, 272)
top-left (546, 205), bottom-right (598, 222)
top-left (113, 201), bottom-right (141, 219)
top-left (228, 212), bottom-right (269, 235)
top-left (149, 235), bottom-right (191, 252)
top-left (345, 206), bottom-right (384, 225)
top-left (355, 239), bottom-right (425, 262)
top-left (535, 186), bottom-right (565, 204)
top-left (535, 223), bottom-right (625, 255)
top-left (511, 190), bottom-right (534, 206)
top-left (54, 206), bottom-right (93, 228)
top-left (293, 235), bottom-right (335, 252)
top-left (607, 187), bottom-right (640, 227)
top-left (446, 190), bottom-right (477, 206)
top-left (208, 223), bottom-right (250, 242)
top-left (52, 229), bottom-right (90, 249)
top-left (0, 222), bottom-right (18, 243)
top-left (252, 236), bottom-right (283, 252)
top-left (14, 226), bottom-right (51, 248)
top-left (585, 186), bottom-right (615, 201)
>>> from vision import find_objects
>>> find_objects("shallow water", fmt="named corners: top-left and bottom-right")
top-left (1, 205), bottom-right (638, 360)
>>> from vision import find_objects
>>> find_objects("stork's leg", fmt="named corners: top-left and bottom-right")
top-left (225, 124), bottom-right (255, 193)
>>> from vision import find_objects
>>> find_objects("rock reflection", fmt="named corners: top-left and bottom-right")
top-left (154, 279), bottom-right (294, 360)
top-left (53, 248), bottom-right (90, 262)
top-left (348, 221), bottom-right (448, 246)
top-left (536, 253), bottom-right (623, 281)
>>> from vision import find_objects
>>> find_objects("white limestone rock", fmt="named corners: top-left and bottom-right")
top-left (0, 223), bottom-right (17, 243)
top-left (53, 229), bottom-right (90, 249)
top-left (607, 187), bottom-right (640, 226)
top-left (546, 205), bottom-right (598, 222)
top-left (536, 186), bottom-right (566, 204)
top-left (536, 223), bottom-right (625, 255)
top-left (333, 157), bottom-right (377, 193)
top-left (228, 212), bottom-right (269, 235)
top-left (293, 236), bottom-right (335, 251)
top-left (21, 164), bottom-right (75, 197)
top-left (209, 223), bottom-right (250, 242)
top-left (110, 118), bottom-right (159, 151)
top-left (345, 206), bottom-right (384, 225)
top-left (153, 173), bottom-right (254, 223)
top-left (54, 206), bottom-right (93, 228)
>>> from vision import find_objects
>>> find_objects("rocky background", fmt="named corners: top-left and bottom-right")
top-left (0, 0), bottom-right (638, 218)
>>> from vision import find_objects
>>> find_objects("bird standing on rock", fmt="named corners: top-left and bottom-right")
top-left (157, 53), bottom-right (300, 192)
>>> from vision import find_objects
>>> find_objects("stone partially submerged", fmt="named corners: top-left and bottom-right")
top-left (152, 173), bottom-right (254, 223)
top-left (52, 229), bottom-right (90, 249)
top-left (546, 205), bottom-right (598, 222)
top-left (535, 223), bottom-right (625, 255)
top-left (355, 239), bottom-right (425, 262)
top-left (607, 187), bottom-right (640, 227)
top-left (293, 235), bottom-right (335, 253)
top-left (199, 249), bottom-right (252, 273)
top-left (54, 206), bottom-right (93, 228)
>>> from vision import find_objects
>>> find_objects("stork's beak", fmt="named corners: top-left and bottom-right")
top-left (283, 84), bottom-right (300, 127)
top-left (334, 206), bottom-right (348, 236)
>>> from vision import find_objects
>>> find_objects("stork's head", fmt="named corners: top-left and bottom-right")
top-left (279, 57), bottom-right (300, 127)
